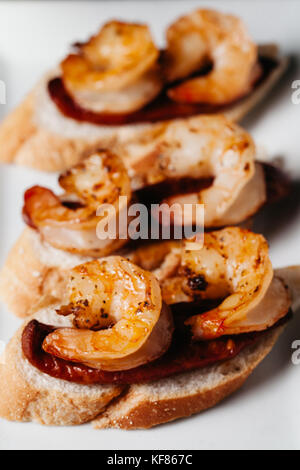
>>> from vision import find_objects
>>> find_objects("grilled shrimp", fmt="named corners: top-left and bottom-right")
top-left (165, 9), bottom-right (258, 105)
top-left (61, 21), bottom-right (162, 113)
top-left (128, 228), bottom-right (290, 339)
top-left (43, 257), bottom-right (174, 371)
top-left (23, 150), bottom-right (131, 256)
top-left (122, 115), bottom-right (256, 226)
top-left (181, 229), bottom-right (273, 338)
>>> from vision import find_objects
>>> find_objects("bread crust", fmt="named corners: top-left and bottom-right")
top-left (0, 313), bottom-right (123, 426)
top-left (0, 46), bottom-right (288, 172)
top-left (0, 228), bottom-right (89, 318)
top-left (93, 326), bottom-right (284, 429)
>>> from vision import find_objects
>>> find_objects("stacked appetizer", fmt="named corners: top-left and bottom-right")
top-left (0, 9), bottom-right (287, 171)
top-left (0, 116), bottom-right (288, 318)
top-left (0, 8), bottom-right (297, 430)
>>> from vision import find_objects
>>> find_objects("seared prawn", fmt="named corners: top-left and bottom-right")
top-left (61, 21), bottom-right (163, 113)
top-left (129, 228), bottom-right (290, 339)
top-left (23, 150), bottom-right (131, 256)
top-left (121, 115), bottom-right (260, 226)
top-left (43, 257), bottom-right (174, 371)
top-left (165, 9), bottom-right (258, 105)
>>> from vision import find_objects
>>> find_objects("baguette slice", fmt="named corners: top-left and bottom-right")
top-left (0, 228), bottom-right (90, 318)
top-left (0, 45), bottom-right (288, 172)
top-left (0, 307), bottom-right (123, 426)
top-left (0, 267), bottom-right (297, 428)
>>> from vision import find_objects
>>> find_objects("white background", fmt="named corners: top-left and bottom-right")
top-left (0, 0), bottom-right (300, 450)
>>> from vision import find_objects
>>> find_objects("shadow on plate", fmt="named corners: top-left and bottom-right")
top-left (230, 305), bottom-right (300, 401)
top-left (253, 177), bottom-right (300, 242)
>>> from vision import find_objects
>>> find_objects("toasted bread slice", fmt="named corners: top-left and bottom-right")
top-left (0, 266), bottom-right (297, 428)
top-left (0, 305), bottom-right (285, 428)
top-left (0, 45), bottom-right (288, 172)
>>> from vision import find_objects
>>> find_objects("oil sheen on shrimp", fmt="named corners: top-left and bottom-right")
top-left (121, 115), bottom-right (261, 226)
top-left (23, 150), bottom-right (132, 256)
top-left (61, 21), bottom-right (162, 113)
top-left (128, 228), bottom-right (290, 339)
top-left (43, 257), bottom-right (174, 371)
top-left (165, 9), bottom-right (258, 105)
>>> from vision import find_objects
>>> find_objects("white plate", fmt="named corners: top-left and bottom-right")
top-left (0, 0), bottom-right (300, 451)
